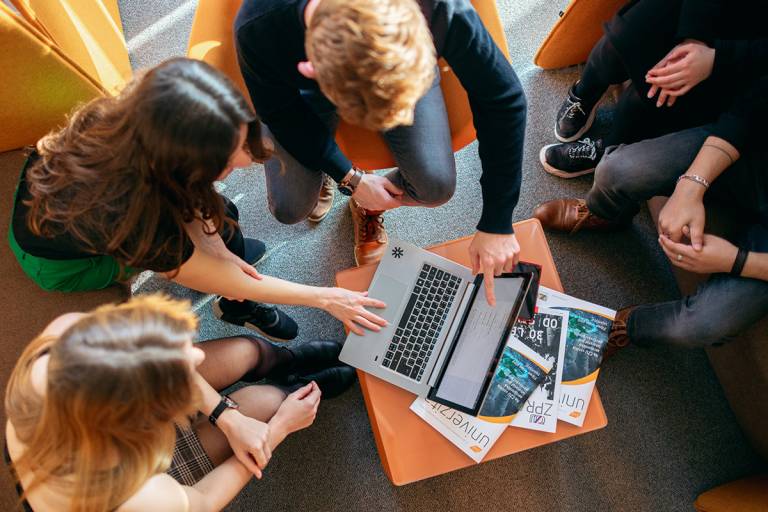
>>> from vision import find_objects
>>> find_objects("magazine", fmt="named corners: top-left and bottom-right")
top-left (508, 308), bottom-right (569, 433)
top-left (537, 286), bottom-right (615, 427)
top-left (476, 336), bottom-right (553, 422)
top-left (409, 398), bottom-right (507, 463)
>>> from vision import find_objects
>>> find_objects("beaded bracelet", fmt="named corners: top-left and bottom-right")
top-left (677, 174), bottom-right (710, 189)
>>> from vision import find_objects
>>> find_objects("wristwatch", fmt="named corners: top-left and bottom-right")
top-left (208, 394), bottom-right (239, 426)
top-left (338, 167), bottom-right (364, 196)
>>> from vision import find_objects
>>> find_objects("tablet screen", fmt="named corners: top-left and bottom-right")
top-left (433, 276), bottom-right (526, 410)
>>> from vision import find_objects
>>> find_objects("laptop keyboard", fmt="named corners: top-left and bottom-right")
top-left (382, 263), bottom-right (462, 381)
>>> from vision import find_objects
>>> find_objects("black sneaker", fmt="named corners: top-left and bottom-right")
top-left (213, 297), bottom-right (298, 342)
top-left (280, 364), bottom-right (357, 399)
top-left (244, 238), bottom-right (267, 265)
top-left (264, 340), bottom-right (343, 381)
top-left (539, 138), bottom-right (604, 179)
top-left (555, 82), bottom-right (599, 142)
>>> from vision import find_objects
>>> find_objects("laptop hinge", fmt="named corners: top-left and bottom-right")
top-left (425, 281), bottom-right (475, 389)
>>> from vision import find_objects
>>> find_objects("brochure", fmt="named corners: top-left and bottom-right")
top-left (537, 286), bottom-right (615, 426)
top-left (409, 397), bottom-right (506, 463)
top-left (508, 307), bottom-right (569, 433)
top-left (476, 336), bottom-right (553, 422)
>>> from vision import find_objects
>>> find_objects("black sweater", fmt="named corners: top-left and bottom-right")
top-left (235, 0), bottom-right (527, 235)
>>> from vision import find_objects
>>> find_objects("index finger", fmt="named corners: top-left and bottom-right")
top-left (478, 259), bottom-right (496, 306)
top-left (659, 235), bottom-right (697, 258)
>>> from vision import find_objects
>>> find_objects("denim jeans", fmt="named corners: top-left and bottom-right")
top-left (262, 72), bottom-right (456, 224)
top-left (585, 126), bottom-right (768, 347)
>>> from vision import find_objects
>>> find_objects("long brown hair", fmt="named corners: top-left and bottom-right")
top-left (25, 57), bottom-right (270, 271)
top-left (5, 295), bottom-right (200, 512)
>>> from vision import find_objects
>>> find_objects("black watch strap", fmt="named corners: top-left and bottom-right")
top-left (208, 395), bottom-right (238, 426)
top-left (730, 247), bottom-right (749, 276)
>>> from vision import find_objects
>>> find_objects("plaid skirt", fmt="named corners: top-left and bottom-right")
top-left (167, 424), bottom-right (214, 486)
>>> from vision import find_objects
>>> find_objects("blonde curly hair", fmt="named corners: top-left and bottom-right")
top-left (306, 0), bottom-right (436, 131)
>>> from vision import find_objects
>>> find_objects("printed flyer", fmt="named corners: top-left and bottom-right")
top-left (476, 336), bottom-right (553, 422)
top-left (537, 286), bottom-right (615, 427)
top-left (410, 397), bottom-right (506, 463)
top-left (509, 307), bottom-right (569, 433)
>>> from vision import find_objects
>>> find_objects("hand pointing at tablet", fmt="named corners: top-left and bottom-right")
top-left (469, 232), bottom-right (521, 306)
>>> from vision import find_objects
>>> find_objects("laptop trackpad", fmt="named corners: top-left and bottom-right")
top-left (369, 276), bottom-right (407, 323)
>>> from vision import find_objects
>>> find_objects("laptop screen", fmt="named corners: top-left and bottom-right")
top-left (432, 275), bottom-right (527, 411)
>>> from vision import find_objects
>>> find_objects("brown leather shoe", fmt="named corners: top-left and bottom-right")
top-left (603, 306), bottom-right (634, 360)
top-left (349, 199), bottom-right (387, 266)
top-left (533, 198), bottom-right (621, 234)
top-left (308, 174), bottom-right (335, 223)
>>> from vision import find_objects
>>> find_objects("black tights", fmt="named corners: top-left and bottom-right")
top-left (240, 335), bottom-right (293, 382)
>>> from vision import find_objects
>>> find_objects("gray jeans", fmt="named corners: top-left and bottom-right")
top-left (263, 73), bottom-right (456, 224)
top-left (586, 126), bottom-right (768, 347)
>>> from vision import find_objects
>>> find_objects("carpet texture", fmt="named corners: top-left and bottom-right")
top-left (5, 0), bottom-right (757, 510)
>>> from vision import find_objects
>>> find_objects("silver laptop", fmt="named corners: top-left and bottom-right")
top-left (340, 239), bottom-right (532, 415)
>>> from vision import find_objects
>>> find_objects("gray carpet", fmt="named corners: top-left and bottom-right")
top-left (118, 1), bottom-right (766, 510)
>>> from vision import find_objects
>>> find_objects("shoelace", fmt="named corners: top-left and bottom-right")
top-left (563, 98), bottom-right (586, 119)
top-left (360, 212), bottom-right (385, 242)
top-left (567, 138), bottom-right (598, 161)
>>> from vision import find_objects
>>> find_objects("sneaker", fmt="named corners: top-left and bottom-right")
top-left (307, 174), bottom-right (335, 223)
top-left (264, 340), bottom-right (343, 381)
top-left (243, 238), bottom-right (267, 265)
top-left (539, 138), bottom-right (604, 179)
top-left (555, 82), bottom-right (599, 142)
top-left (213, 297), bottom-right (298, 342)
top-left (349, 199), bottom-right (387, 266)
top-left (279, 364), bottom-right (357, 399)
top-left (603, 306), bottom-right (634, 360)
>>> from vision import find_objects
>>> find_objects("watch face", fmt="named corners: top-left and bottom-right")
top-left (338, 185), bottom-right (353, 196)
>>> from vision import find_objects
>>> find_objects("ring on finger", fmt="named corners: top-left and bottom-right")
top-left (676, 253), bottom-right (683, 262)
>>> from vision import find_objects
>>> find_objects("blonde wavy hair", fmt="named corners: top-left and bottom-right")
top-left (5, 295), bottom-right (200, 512)
top-left (306, 0), bottom-right (436, 131)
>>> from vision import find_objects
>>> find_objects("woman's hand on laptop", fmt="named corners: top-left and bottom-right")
top-left (469, 232), bottom-right (521, 307)
top-left (319, 287), bottom-right (388, 335)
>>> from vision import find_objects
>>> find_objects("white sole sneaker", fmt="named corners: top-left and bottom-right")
top-left (539, 145), bottom-right (596, 179)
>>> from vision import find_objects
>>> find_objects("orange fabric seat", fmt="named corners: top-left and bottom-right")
top-left (186, 0), bottom-right (511, 170)
top-left (534, 0), bottom-right (626, 69)
top-left (0, 3), bottom-right (105, 152)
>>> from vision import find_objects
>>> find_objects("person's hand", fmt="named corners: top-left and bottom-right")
top-left (270, 382), bottom-right (322, 435)
top-left (217, 409), bottom-right (272, 479)
top-left (352, 174), bottom-right (404, 211)
top-left (468, 232), bottom-right (521, 306)
top-left (657, 179), bottom-right (706, 249)
top-left (646, 41), bottom-right (715, 107)
top-left (659, 233), bottom-right (738, 274)
top-left (319, 287), bottom-right (388, 335)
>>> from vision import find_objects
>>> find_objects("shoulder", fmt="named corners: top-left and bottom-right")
top-left (235, 0), bottom-right (296, 35)
top-left (119, 474), bottom-right (189, 512)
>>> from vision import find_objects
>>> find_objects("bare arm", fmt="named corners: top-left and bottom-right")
top-left (742, 252), bottom-right (768, 281)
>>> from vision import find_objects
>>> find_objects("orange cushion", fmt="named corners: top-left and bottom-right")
top-left (534, 0), bottom-right (626, 70)
top-left (0, 3), bottom-right (104, 152)
top-left (9, 0), bottom-right (131, 93)
top-left (694, 475), bottom-right (768, 512)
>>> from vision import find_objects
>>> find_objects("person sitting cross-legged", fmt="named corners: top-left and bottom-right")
top-left (5, 295), bottom-right (356, 512)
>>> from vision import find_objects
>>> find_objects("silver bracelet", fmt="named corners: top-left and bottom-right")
top-left (677, 174), bottom-right (710, 189)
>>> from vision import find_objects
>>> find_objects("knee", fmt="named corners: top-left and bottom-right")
top-left (405, 162), bottom-right (456, 206)
top-left (593, 147), bottom-right (641, 195)
top-left (270, 202), bottom-right (310, 225)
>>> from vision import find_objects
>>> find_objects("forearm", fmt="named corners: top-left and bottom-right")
top-left (683, 136), bottom-right (740, 191)
top-left (742, 252), bottom-right (768, 281)
top-left (185, 457), bottom-right (252, 512)
top-left (171, 249), bottom-right (326, 308)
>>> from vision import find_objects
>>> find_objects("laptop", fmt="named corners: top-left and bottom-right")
top-left (339, 239), bottom-right (533, 416)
